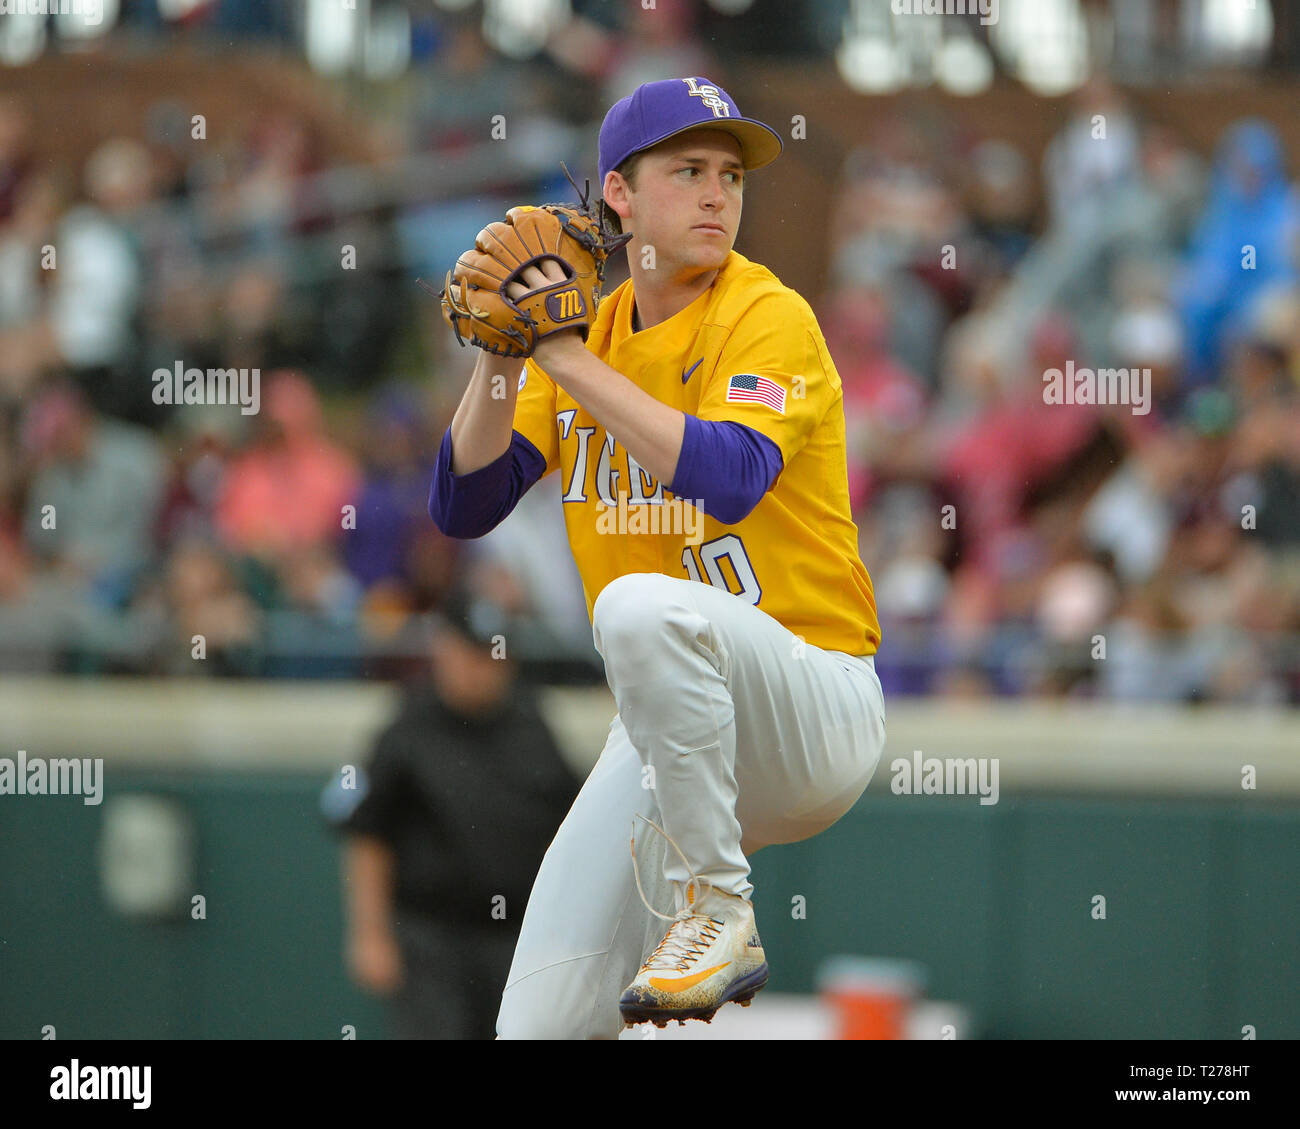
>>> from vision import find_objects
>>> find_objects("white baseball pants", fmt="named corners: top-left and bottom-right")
top-left (495, 572), bottom-right (887, 1039)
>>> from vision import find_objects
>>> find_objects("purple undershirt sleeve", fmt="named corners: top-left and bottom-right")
top-left (669, 416), bottom-right (785, 525)
top-left (427, 426), bottom-right (548, 539)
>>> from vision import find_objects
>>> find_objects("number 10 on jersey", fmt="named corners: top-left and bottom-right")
top-left (681, 534), bottom-right (763, 605)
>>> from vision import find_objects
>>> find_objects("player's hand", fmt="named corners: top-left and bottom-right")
top-left (505, 259), bottom-right (568, 301)
top-left (348, 929), bottom-right (403, 995)
top-left (514, 260), bottom-right (587, 361)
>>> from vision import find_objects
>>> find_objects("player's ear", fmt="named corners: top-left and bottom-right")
top-left (602, 170), bottom-right (632, 223)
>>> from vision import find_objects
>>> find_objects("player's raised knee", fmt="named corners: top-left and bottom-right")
top-left (592, 572), bottom-right (690, 647)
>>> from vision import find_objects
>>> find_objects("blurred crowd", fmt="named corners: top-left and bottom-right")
top-left (832, 76), bottom-right (1300, 702)
top-left (0, 17), bottom-right (600, 681)
top-left (0, 15), bottom-right (1297, 703)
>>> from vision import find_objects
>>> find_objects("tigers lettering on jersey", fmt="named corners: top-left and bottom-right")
top-left (513, 251), bottom-right (880, 656)
top-left (556, 409), bottom-right (704, 543)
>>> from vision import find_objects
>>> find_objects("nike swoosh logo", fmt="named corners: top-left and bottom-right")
top-left (682, 359), bottom-right (703, 384)
top-left (648, 962), bottom-right (731, 994)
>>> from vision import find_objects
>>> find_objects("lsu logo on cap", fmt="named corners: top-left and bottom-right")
top-left (547, 288), bottom-right (586, 321)
top-left (683, 77), bottom-right (731, 118)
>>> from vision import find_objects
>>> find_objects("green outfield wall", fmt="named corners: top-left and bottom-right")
top-left (2, 679), bottom-right (1296, 1040)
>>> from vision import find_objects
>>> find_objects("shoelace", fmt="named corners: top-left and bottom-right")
top-left (629, 813), bottom-right (726, 972)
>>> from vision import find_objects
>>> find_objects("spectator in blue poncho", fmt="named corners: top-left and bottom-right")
top-left (1177, 120), bottom-right (1300, 384)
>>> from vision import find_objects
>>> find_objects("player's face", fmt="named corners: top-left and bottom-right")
top-left (626, 130), bottom-right (745, 275)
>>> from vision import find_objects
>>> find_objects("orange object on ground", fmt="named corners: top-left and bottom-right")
top-left (818, 956), bottom-right (927, 1040)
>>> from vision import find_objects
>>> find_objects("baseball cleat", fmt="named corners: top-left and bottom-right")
top-left (619, 816), bottom-right (769, 1028)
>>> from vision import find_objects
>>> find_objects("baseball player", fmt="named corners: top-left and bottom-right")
top-left (428, 76), bottom-right (886, 1038)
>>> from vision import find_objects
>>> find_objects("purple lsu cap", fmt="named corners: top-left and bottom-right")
top-left (598, 77), bottom-right (783, 188)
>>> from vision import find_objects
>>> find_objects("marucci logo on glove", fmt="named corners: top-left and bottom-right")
top-left (547, 289), bottom-right (586, 322)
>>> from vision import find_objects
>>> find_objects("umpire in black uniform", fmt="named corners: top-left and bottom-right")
top-left (326, 588), bottom-right (580, 1038)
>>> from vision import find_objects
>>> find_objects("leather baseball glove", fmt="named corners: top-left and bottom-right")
top-left (427, 165), bottom-right (632, 358)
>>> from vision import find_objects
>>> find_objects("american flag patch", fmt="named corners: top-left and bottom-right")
top-left (725, 373), bottom-right (786, 414)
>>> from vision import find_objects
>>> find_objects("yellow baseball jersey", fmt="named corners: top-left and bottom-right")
top-left (515, 250), bottom-right (880, 656)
